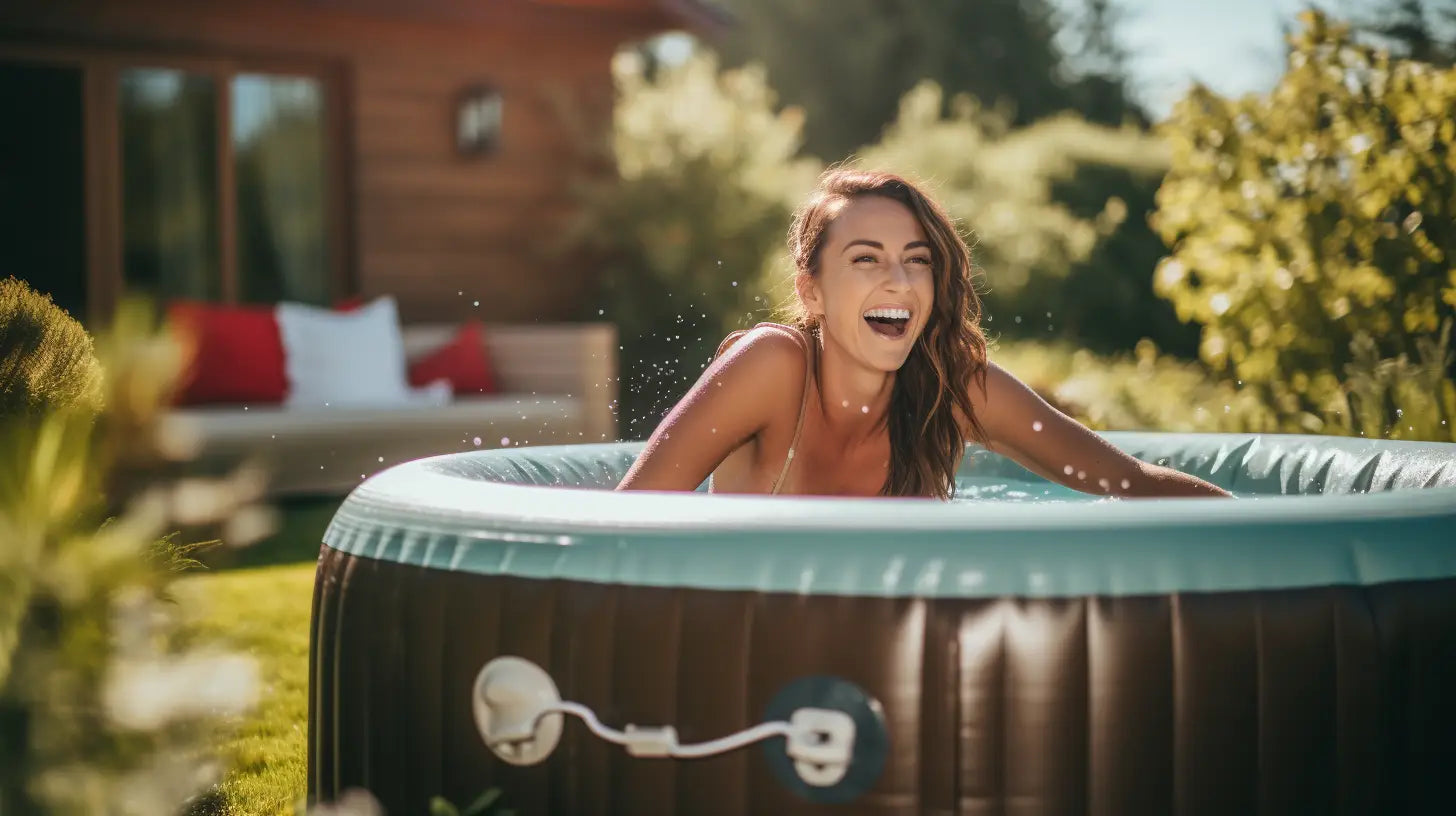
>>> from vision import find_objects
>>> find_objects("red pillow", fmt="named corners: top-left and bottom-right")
top-left (408, 321), bottom-right (497, 396)
top-left (167, 300), bottom-right (289, 405)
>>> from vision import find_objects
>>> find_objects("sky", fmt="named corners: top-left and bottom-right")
top-left (1092, 0), bottom-right (1312, 120)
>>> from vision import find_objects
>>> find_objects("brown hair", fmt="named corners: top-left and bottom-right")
top-left (785, 168), bottom-right (989, 499)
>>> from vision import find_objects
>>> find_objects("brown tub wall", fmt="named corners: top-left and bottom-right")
top-left (307, 546), bottom-right (1456, 816)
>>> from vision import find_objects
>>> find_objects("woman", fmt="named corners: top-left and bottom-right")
top-left (616, 169), bottom-right (1230, 499)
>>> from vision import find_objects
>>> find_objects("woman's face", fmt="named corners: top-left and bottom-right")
top-left (800, 195), bottom-right (936, 372)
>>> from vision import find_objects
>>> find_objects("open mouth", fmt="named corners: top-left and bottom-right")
top-left (863, 307), bottom-right (910, 340)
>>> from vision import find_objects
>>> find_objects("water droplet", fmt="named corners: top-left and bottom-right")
top-left (1063, 465), bottom-right (1074, 475)
top-left (1076, 470), bottom-right (1086, 480)
top-left (711, 428), bottom-right (717, 433)
top-left (599, 309), bottom-right (605, 315)
top-left (841, 400), bottom-right (850, 408)
top-left (500, 436), bottom-right (511, 445)
top-left (1032, 421), bottom-right (1043, 432)
top-left (458, 290), bottom-right (463, 295)
top-left (1014, 315), bottom-right (1022, 324)
top-left (378, 456), bottom-right (384, 462)
top-left (1396, 408), bottom-right (1404, 417)
top-left (861, 405), bottom-right (869, 414)
top-left (731, 281), bottom-right (738, 287)
top-left (473, 437), bottom-right (482, 446)
top-left (1098, 478), bottom-right (1110, 490)
top-left (473, 300), bottom-right (479, 307)
top-left (1224, 405), bottom-right (1230, 413)
top-left (1121, 479), bottom-right (1131, 490)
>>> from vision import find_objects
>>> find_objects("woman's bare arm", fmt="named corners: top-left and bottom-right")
top-left (615, 327), bottom-right (805, 492)
top-left (973, 361), bottom-right (1231, 498)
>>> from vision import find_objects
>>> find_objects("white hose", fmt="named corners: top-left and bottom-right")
top-left (492, 700), bottom-right (799, 760)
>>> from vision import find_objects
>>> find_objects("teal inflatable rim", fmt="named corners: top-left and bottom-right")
top-left (322, 431), bottom-right (1456, 598)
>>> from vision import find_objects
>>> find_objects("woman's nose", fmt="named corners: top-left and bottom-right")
top-left (885, 262), bottom-right (912, 288)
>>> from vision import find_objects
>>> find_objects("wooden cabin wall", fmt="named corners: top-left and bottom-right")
top-left (0, 0), bottom-right (668, 323)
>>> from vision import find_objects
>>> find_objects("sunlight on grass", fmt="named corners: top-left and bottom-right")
top-left (176, 563), bottom-right (316, 815)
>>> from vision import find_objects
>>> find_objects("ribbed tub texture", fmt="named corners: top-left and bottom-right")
top-left (308, 546), bottom-right (1456, 815)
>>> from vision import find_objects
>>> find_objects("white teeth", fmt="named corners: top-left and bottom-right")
top-left (863, 307), bottom-right (910, 320)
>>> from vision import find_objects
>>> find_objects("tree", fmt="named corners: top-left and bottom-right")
top-left (714, 0), bottom-right (1091, 161)
top-left (1064, 0), bottom-right (1148, 126)
top-left (1153, 10), bottom-right (1456, 435)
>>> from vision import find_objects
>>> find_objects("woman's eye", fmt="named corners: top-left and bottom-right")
top-left (853, 254), bottom-right (877, 264)
top-left (908, 255), bottom-right (932, 265)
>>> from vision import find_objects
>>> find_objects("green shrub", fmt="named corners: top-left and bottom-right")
top-left (850, 83), bottom-right (1167, 307)
top-left (1, 288), bottom-right (271, 814)
top-left (1152, 10), bottom-right (1456, 436)
top-left (989, 338), bottom-right (1278, 433)
top-left (562, 50), bottom-right (820, 437)
top-left (0, 277), bottom-right (103, 419)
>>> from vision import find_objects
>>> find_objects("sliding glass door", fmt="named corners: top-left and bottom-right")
top-left (0, 45), bottom-right (344, 323)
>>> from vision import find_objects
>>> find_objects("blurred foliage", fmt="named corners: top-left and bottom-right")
top-left (561, 50), bottom-right (821, 437)
top-left (847, 84), bottom-right (1196, 355)
top-left (1352, 0), bottom-right (1456, 66)
top-left (996, 329), bottom-right (1454, 442)
top-left (1, 279), bottom-right (272, 814)
top-left (1, 277), bottom-right (104, 418)
top-left (1152, 10), bottom-right (1456, 438)
top-left (567, 51), bottom-right (1186, 437)
top-left (713, 0), bottom-right (1144, 162)
top-left (991, 338), bottom-right (1279, 434)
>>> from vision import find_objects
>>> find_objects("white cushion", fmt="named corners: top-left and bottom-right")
top-left (276, 296), bottom-right (427, 408)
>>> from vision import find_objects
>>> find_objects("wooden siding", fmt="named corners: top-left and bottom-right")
top-left (0, 0), bottom-right (679, 324)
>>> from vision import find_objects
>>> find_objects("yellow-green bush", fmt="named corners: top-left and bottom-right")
top-left (1, 282), bottom-right (271, 814)
top-left (562, 50), bottom-right (820, 436)
top-left (989, 338), bottom-right (1278, 434)
top-left (846, 83), bottom-right (1193, 354)
top-left (1152, 10), bottom-right (1456, 437)
top-left (0, 277), bottom-right (103, 419)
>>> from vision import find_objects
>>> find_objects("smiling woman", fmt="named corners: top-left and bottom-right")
top-left (615, 168), bottom-right (1231, 500)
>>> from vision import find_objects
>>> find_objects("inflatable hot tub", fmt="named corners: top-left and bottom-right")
top-left (307, 432), bottom-right (1456, 815)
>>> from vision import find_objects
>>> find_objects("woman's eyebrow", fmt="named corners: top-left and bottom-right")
top-left (841, 239), bottom-right (931, 252)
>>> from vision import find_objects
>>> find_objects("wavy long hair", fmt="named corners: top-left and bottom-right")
top-left (785, 169), bottom-right (989, 498)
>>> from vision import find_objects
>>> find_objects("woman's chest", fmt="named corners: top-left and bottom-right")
top-left (782, 424), bottom-right (891, 496)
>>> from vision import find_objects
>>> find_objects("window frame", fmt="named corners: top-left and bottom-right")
top-left (0, 41), bottom-right (351, 324)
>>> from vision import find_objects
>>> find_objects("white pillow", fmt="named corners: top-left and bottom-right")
top-left (276, 296), bottom-right (416, 408)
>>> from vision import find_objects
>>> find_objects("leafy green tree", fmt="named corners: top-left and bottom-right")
top-left (561, 51), bottom-right (820, 437)
top-left (1063, 0), bottom-right (1149, 126)
top-left (1153, 10), bottom-right (1456, 436)
top-left (1357, 0), bottom-right (1454, 64)
top-left (714, 0), bottom-right (1087, 161)
top-left (846, 83), bottom-right (1184, 353)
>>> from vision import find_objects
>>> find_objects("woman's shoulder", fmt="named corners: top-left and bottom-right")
top-left (713, 322), bottom-right (811, 367)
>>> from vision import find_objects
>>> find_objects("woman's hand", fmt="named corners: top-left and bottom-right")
top-left (973, 362), bottom-right (1232, 498)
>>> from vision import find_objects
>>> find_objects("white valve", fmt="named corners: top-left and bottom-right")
top-left (472, 656), bottom-right (857, 787)
top-left (470, 656), bottom-right (563, 765)
top-left (786, 708), bottom-right (856, 786)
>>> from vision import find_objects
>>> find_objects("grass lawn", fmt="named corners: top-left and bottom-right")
top-left (176, 561), bottom-right (318, 815)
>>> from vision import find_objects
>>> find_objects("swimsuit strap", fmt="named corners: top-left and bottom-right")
top-left (770, 326), bottom-right (814, 495)
top-left (710, 323), bottom-right (812, 495)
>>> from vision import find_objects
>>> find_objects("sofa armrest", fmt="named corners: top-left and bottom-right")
top-left (403, 321), bottom-right (618, 442)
